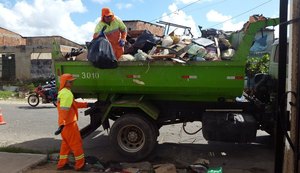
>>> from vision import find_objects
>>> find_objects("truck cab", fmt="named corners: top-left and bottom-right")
top-left (268, 39), bottom-right (289, 79)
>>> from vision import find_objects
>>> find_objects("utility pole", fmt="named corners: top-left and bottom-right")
top-left (291, 0), bottom-right (300, 172)
top-left (282, 0), bottom-right (300, 173)
top-left (275, 0), bottom-right (288, 172)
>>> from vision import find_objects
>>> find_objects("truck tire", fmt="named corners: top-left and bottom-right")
top-left (109, 114), bottom-right (158, 161)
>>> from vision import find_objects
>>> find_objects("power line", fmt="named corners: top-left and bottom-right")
top-left (182, 0), bottom-right (228, 15)
top-left (149, 0), bottom-right (203, 23)
top-left (207, 0), bottom-right (273, 29)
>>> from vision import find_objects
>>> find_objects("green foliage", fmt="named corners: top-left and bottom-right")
top-left (0, 146), bottom-right (42, 154)
top-left (246, 54), bottom-right (270, 77)
top-left (0, 91), bottom-right (16, 99)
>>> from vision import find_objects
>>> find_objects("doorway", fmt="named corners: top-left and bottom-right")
top-left (1, 54), bottom-right (16, 81)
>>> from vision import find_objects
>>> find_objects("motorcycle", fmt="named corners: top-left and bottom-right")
top-left (27, 80), bottom-right (58, 107)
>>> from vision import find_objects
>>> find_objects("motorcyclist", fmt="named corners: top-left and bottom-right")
top-left (43, 80), bottom-right (57, 101)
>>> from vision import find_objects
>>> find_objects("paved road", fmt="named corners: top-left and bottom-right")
top-left (0, 100), bottom-right (275, 172)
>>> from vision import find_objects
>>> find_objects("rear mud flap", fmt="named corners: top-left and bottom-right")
top-left (80, 103), bottom-right (109, 139)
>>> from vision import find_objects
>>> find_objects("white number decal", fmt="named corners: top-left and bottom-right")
top-left (81, 72), bottom-right (100, 79)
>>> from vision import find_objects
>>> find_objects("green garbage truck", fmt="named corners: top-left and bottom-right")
top-left (54, 17), bottom-right (279, 161)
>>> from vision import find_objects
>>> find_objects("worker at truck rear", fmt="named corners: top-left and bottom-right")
top-left (93, 7), bottom-right (127, 60)
top-left (56, 73), bottom-right (93, 171)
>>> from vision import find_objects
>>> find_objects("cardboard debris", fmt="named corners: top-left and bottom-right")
top-left (151, 54), bottom-right (176, 59)
top-left (154, 164), bottom-right (177, 173)
top-left (75, 50), bottom-right (88, 61)
top-left (192, 37), bottom-right (214, 47)
top-left (121, 162), bottom-right (153, 173)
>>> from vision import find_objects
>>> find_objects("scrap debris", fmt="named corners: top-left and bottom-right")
top-left (62, 14), bottom-right (269, 67)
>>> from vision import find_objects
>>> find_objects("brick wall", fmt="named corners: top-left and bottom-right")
top-left (0, 28), bottom-right (26, 46)
top-left (124, 20), bottom-right (164, 37)
top-left (0, 28), bottom-right (83, 81)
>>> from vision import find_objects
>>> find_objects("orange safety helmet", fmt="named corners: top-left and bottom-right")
top-left (102, 7), bottom-right (113, 17)
top-left (101, 7), bottom-right (114, 20)
top-left (59, 73), bottom-right (75, 91)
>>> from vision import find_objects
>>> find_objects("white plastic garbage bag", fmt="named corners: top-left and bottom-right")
top-left (162, 36), bottom-right (173, 47)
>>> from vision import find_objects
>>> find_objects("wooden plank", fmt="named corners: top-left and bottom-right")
top-left (150, 54), bottom-right (176, 59)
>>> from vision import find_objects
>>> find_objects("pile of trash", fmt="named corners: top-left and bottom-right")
top-left (66, 27), bottom-right (235, 65)
top-left (119, 28), bottom-right (234, 63)
top-left (65, 14), bottom-right (270, 67)
top-left (48, 153), bottom-right (222, 173)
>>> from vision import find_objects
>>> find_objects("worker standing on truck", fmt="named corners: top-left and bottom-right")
top-left (93, 7), bottom-right (127, 60)
top-left (56, 73), bottom-right (93, 171)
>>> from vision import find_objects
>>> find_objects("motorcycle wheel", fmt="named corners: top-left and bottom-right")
top-left (28, 94), bottom-right (40, 107)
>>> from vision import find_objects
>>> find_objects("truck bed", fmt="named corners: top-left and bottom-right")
top-left (55, 60), bottom-right (245, 102)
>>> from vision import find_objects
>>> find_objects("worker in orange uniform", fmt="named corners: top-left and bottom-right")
top-left (56, 73), bottom-right (93, 171)
top-left (93, 7), bottom-right (127, 60)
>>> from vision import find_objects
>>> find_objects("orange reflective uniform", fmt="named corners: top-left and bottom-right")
top-left (94, 7), bottom-right (127, 60)
top-left (57, 74), bottom-right (88, 170)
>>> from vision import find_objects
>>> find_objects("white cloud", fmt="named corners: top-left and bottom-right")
top-left (221, 20), bottom-right (244, 31)
top-left (91, 0), bottom-right (112, 4)
top-left (205, 10), bottom-right (244, 31)
top-left (161, 3), bottom-right (200, 37)
top-left (116, 3), bottom-right (133, 10)
top-left (206, 10), bottom-right (231, 22)
top-left (175, 0), bottom-right (210, 4)
top-left (176, 0), bottom-right (198, 4)
top-left (0, 0), bottom-right (95, 44)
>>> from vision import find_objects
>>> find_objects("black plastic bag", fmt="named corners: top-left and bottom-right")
top-left (133, 30), bottom-right (160, 53)
top-left (87, 37), bottom-right (118, 69)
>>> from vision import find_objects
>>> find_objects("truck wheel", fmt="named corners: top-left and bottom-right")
top-left (28, 94), bottom-right (39, 107)
top-left (109, 114), bottom-right (157, 161)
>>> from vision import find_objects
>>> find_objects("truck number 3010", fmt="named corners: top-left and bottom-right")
top-left (81, 72), bottom-right (100, 79)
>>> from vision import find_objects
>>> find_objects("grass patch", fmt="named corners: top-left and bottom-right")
top-left (0, 146), bottom-right (60, 155)
top-left (0, 146), bottom-right (42, 154)
top-left (0, 91), bottom-right (17, 99)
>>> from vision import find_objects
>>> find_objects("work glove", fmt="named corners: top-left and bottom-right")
top-left (87, 103), bottom-right (95, 107)
top-left (54, 125), bottom-right (65, 135)
top-left (119, 39), bottom-right (125, 47)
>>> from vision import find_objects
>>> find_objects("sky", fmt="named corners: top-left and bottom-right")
top-left (0, 0), bottom-right (280, 44)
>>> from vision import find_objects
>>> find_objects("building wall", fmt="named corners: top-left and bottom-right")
top-left (124, 20), bottom-right (164, 37)
top-left (0, 28), bottom-right (26, 46)
top-left (26, 36), bottom-right (83, 47)
top-left (0, 29), bottom-right (83, 81)
top-left (30, 53), bottom-right (52, 79)
top-left (0, 46), bottom-right (50, 80)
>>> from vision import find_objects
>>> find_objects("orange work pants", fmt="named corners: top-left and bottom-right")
top-left (111, 43), bottom-right (124, 60)
top-left (57, 122), bottom-right (85, 170)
